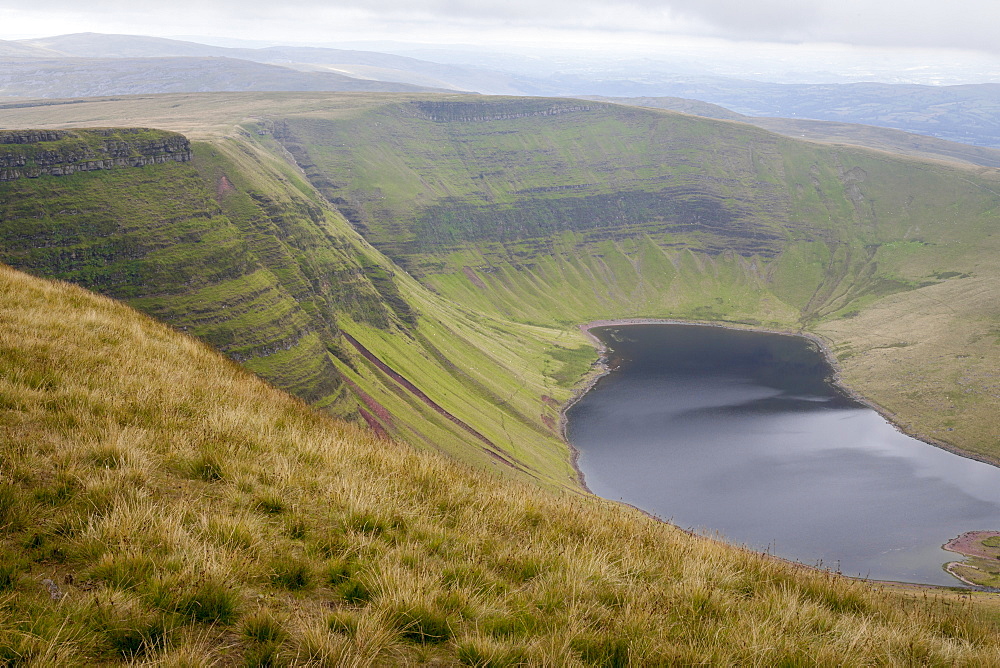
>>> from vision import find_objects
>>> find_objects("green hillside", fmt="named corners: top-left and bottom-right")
top-left (3, 264), bottom-right (1000, 664)
top-left (275, 98), bottom-right (996, 325)
top-left (0, 126), bottom-right (584, 487)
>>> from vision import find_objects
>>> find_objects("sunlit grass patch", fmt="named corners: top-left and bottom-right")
top-left (388, 603), bottom-right (456, 644)
top-left (269, 557), bottom-right (313, 591)
top-left (253, 492), bottom-right (286, 515)
top-left (146, 573), bottom-right (242, 625)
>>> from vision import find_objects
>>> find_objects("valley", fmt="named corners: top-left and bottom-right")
top-left (263, 94), bottom-right (1000, 464)
top-left (3, 90), bottom-right (1000, 661)
top-left (5, 91), bottom-right (1000, 478)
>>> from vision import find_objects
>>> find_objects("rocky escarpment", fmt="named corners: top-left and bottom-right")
top-left (411, 100), bottom-right (592, 123)
top-left (0, 128), bottom-right (191, 181)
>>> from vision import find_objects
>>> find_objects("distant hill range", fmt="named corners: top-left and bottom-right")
top-left (0, 33), bottom-right (527, 95)
top-left (4, 33), bottom-right (1000, 149)
top-left (582, 96), bottom-right (1000, 169)
top-left (581, 82), bottom-right (1000, 149)
top-left (0, 56), bottom-right (451, 97)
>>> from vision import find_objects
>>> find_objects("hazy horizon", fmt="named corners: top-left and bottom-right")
top-left (3, 1), bottom-right (1000, 86)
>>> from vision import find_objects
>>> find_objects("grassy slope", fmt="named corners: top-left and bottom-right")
top-left (3, 264), bottom-right (1000, 665)
top-left (0, 136), bottom-right (348, 409)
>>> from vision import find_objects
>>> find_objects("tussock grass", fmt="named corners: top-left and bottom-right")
top-left (1, 263), bottom-right (999, 664)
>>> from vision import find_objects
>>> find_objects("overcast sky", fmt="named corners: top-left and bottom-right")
top-left (3, 0), bottom-right (1000, 82)
top-left (0, 0), bottom-right (996, 50)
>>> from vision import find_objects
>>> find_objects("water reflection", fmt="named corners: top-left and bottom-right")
top-left (567, 324), bottom-right (1000, 586)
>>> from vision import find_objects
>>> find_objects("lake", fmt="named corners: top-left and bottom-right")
top-left (566, 323), bottom-right (1000, 586)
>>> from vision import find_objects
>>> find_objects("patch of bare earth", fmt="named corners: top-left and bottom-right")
top-left (944, 531), bottom-right (1000, 560)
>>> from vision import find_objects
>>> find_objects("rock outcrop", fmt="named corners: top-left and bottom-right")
top-left (0, 128), bottom-right (192, 181)
top-left (411, 100), bottom-right (592, 123)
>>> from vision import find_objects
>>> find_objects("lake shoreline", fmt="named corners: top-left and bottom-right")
top-left (944, 530), bottom-right (1000, 559)
top-left (560, 318), bottom-right (1000, 490)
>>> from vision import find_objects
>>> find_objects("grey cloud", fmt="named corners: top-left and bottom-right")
top-left (642, 0), bottom-right (1000, 51)
top-left (632, 0), bottom-right (820, 35)
top-left (6, 0), bottom-right (1000, 53)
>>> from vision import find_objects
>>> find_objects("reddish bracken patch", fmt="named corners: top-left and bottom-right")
top-left (462, 266), bottom-right (486, 289)
top-left (541, 414), bottom-right (556, 430)
top-left (357, 406), bottom-right (390, 440)
top-left (343, 378), bottom-right (394, 427)
top-left (541, 395), bottom-right (559, 407)
top-left (217, 175), bottom-right (236, 198)
top-left (341, 332), bottom-right (494, 446)
top-left (944, 531), bottom-right (1000, 560)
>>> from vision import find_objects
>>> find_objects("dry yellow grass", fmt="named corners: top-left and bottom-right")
top-left (1, 263), bottom-right (999, 665)
top-left (0, 92), bottom-right (451, 139)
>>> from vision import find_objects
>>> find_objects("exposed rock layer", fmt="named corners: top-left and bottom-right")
top-left (0, 128), bottom-right (191, 181)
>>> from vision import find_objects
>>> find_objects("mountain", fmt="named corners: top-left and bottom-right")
top-left (18, 32), bottom-right (233, 58)
top-left (15, 33), bottom-right (528, 94)
top-left (0, 123), bottom-right (578, 485)
top-left (0, 38), bottom-right (60, 58)
top-left (10, 33), bottom-right (1000, 150)
top-left (264, 95), bottom-right (1000, 466)
top-left (4, 91), bottom-right (1000, 474)
top-left (572, 79), bottom-right (1000, 148)
top-left (0, 57), bottom-right (447, 99)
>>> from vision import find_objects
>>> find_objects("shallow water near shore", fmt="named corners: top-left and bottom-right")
top-left (566, 324), bottom-right (1000, 586)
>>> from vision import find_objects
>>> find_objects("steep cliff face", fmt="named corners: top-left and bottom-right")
top-left (0, 130), bottom-right (575, 484)
top-left (410, 99), bottom-right (593, 123)
top-left (271, 99), bottom-right (1000, 328)
top-left (0, 128), bottom-right (191, 181)
top-left (0, 135), bottom-right (370, 410)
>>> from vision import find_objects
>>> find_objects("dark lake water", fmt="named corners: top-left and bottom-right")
top-left (566, 323), bottom-right (1000, 586)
